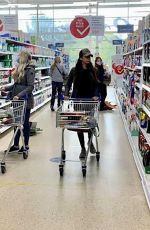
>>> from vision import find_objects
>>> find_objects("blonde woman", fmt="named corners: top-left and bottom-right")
top-left (50, 56), bottom-right (67, 111)
top-left (0, 50), bottom-right (35, 152)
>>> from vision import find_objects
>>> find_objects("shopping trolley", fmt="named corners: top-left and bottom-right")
top-left (56, 99), bottom-right (100, 177)
top-left (0, 100), bottom-right (28, 174)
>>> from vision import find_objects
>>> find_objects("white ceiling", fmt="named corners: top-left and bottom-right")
top-left (0, 0), bottom-right (143, 5)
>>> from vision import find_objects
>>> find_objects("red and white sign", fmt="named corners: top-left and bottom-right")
top-left (70, 16), bottom-right (90, 39)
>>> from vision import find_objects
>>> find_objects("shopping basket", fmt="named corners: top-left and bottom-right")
top-left (0, 100), bottom-right (28, 174)
top-left (56, 99), bottom-right (100, 177)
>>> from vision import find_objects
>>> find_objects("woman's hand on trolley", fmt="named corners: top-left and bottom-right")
top-left (64, 96), bottom-right (69, 100)
top-left (92, 96), bottom-right (99, 101)
top-left (13, 96), bottom-right (19, 100)
top-left (0, 86), bottom-right (6, 91)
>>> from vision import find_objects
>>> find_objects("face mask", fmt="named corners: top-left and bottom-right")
top-left (96, 61), bottom-right (102, 65)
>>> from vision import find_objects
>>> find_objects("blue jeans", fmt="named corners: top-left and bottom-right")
top-left (51, 81), bottom-right (63, 107)
top-left (14, 108), bottom-right (31, 146)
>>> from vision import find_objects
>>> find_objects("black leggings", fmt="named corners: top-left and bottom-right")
top-left (99, 83), bottom-right (107, 109)
top-left (77, 130), bottom-right (92, 149)
top-left (14, 108), bottom-right (31, 146)
top-left (51, 81), bottom-right (63, 107)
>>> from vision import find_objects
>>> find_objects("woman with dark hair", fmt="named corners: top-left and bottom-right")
top-left (95, 56), bottom-right (116, 110)
top-left (95, 56), bottom-right (107, 111)
top-left (64, 48), bottom-right (98, 159)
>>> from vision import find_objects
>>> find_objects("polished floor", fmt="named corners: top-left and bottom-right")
top-left (0, 87), bottom-right (150, 230)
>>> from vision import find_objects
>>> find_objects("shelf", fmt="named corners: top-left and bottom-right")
top-left (40, 76), bottom-right (50, 80)
top-left (116, 93), bottom-right (150, 209)
top-left (123, 79), bottom-right (129, 87)
top-left (33, 86), bottom-right (51, 96)
top-left (135, 82), bottom-right (142, 90)
top-left (143, 39), bottom-right (150, 46)
top-left (32, 54), bottom-right (54, 58)
top-left (35, 67), bottom-right (50, 70)
top-left (124, 66), bottom-right (142, 71)
top-left (0, 83), bottom-right (13, 88)
top-left (0, 51), bottom-right (14, 56)
top-left (0, 68), bottom-right (12, 71)
top-left (0, 126), bottom-right (11, 134)
top-left (142, 104), bottom-right (150, 116)
top-left (142, 84), bottom-right (150, 92)
top-left (143, 63), bottom-right (150, 67)
top-left (0, 101), bottom-right (11, 109)
top-left (142, 104), bottom-right (150, 118)
top-left (118, 87), bottom-right (127, 98)
top-left (31, 97), bottom-right (50, 113)
top-left (123, 46), bottom-right (143, 56)
top-left (6, 38), bottom-right (51, 50)
top-left (135, 117), bottom-right (150, 146)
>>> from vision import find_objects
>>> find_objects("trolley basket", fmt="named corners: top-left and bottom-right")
top-left (56, 99), bottom-right (100, 177)
top-left (0, 100), bottom-right (28, 174)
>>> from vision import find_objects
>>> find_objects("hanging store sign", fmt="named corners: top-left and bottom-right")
top-left (117, 24), bottom-right (134, 33)
top-left (55, 43), bottom-right (64, 48)
top-left (112, 40), bottom-right (123, 45)
top-left (70, 16), bottom-right (90, 39)
top-left (70, 16), bottom-right (105, 38)
top-left (48, 44), bottom-right (55, 50)
top-left (0, 15), bottom-right (18, 32)
top-left (88, 16), bottom-right (104, 36)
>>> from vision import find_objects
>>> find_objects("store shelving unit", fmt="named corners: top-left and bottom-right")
top-left (0, 38), bottom-right (55, 134)
top-left (115, 36), bottom-right (150, 209)
top-left (116, 94), bottom-right (150, 209)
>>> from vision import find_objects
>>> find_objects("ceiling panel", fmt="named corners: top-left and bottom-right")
top-left (0, 0), bottom-right (142, 5)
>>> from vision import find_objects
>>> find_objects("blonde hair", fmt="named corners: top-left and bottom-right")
top-left (13, 50), bottom-right (32, 82)
top-left (50, 56), bottom-right (61, 72)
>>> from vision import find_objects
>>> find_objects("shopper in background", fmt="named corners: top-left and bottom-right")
top-left (95, 56), bottom-right (116, 110)
top-left (95, 56), bottom-right (107, 111)
top-left (0, 50), bottom-right (35, 152)
top-left (50, 56), bottom-right (68, 111)
top-left (64, 48), bottom-right (98, 159)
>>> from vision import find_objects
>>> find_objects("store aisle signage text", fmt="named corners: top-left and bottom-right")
top-left (70, 15), bottom-right (105, 39)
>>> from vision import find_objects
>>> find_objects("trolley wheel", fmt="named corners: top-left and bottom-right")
top-left (1, 162), bottom-right (6, 174)
top-left (59, 165), bottom-right (64, 177)
top-left (23, 151), bottom-right (28, 160)
top-left (96, 152), bottom-right (100, 162)
top-left (62, 150), bottom-right (66, 161)
top-left (82, 166), bottom-right (87, 177)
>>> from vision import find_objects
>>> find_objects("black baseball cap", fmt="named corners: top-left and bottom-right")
top-left (79, 48), bottom-right (93, 58)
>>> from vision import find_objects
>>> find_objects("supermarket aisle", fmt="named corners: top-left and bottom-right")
top-left (0, 87), bottom-right (150, 230)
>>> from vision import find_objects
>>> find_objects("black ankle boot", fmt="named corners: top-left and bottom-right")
top-left (51, 106), bottom-right (55, 111)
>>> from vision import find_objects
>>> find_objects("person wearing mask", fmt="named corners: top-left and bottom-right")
top-left (50, 56), bottom-right (68, 111)
top-left (95, 56), bottom-right (116, 110)
top-left (64, 48), bottom-right (98, 159)
top-left (0, 50), bottom-right (35, 152)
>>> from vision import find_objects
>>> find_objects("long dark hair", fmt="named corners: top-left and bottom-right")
top-left (95, 56), bottom-right (104, 81)
top-left (95, 56), bottom-right (103, 68)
